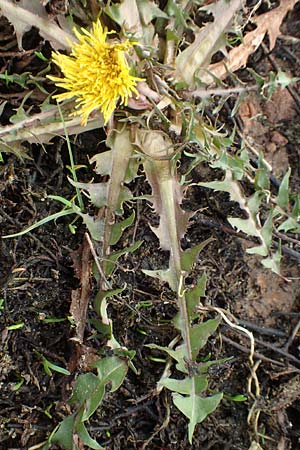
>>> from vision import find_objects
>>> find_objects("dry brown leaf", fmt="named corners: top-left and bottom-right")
top-left (277, 436), bottom-right (288, 450)
top-left (0, 106), bottom-right (104, 146)
top-left (0, 0), bottom-right (74, 50)
top-left (0, 0), bottom-right (47, 50)
top-left (175, 0), bottom-right (242, 85)
top-left (114, 0), bottom-right (142, 35)
top-left (136, 130), bottom-right (192, 252)
top-left (69, 236), bottom-right (92, 344)
top-left (238, 98), bottom-right (260, 135)
top-left (200, 0), bottom-right (299, 84)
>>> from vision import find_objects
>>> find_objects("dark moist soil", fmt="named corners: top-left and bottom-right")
top-left (1, 5), bottom-right (300, 450)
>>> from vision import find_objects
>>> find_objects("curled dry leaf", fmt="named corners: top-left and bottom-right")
top-left (127, 80), bottom-right (161, 111)
top-left (106, 0), bottom-right (167, 44)
top-left (135, 128), bottom-right (174, 159)
top-left (107, 0), bottom-right (142, 36)
top-left (200, 0), bottom-right (298, 84)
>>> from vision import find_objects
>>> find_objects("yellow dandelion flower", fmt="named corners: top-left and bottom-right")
top-left (48, 20), bottom-right (141, 125)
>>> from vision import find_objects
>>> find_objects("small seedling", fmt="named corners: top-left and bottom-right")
top-left (6, 322), bottom-right (24, 330)
top-left (34, 351), bottom-right (70, 376)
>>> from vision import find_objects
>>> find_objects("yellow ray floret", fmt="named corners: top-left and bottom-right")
top-left (48, 20), bottom-right (141, 125)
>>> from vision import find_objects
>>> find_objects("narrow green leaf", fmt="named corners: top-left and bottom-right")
top-left (277, 168), bottom-right (291, 209)
top-left (42, 317), bottom-right (66, 323)
top-left (181, 238), bottom-right (213, 273)
top-left (292, 195), bottom-right (300, 218)
top-left (186, 274), bottom-right (207, 320)
top-left (173, 274), bottom-right (207, 330)
top-left (47, 195), bottom-right (74, 208)
top-left (254, 156), bottom-right (270, 191)
top-left (146, 343), bottom-right (186, 366)
top-left (42, 359), bottom-right (52, 376)
top-left (93, 286), bottom-right (126, 319)
top-left (226, 394), bottom-right (247, 402)
top-left (77, 421), bottom-right (104, 450)
top-left (46, 360), bottom-right (70, 376)
top-left (260, 212), bottom-right (273, 249)
top-left (105, 241), bottom-right (143, 276)
top-left (12, 378), bottom-right (24, 392)
top-left (189, 317), bottom-right (221, 360)
top-left (159, 375), bottom-right (207, 395)
top-left (6, 322), bottom-right (24, 330)
top-left (109, 211), bottom-right (135, 245)
top-left (35, 51), bottom-right (49, 62)
top-left (51, 413), bottom-right (76, 450)
top-left (2, 208), bottom-right (75, 238)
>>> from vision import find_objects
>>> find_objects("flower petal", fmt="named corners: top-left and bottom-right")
top-left (48, 19), bottom-right (142, 125)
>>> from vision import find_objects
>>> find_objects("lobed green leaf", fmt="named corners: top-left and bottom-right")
top-left (173, 392), bottom-right (223, 443)
top-left (159, 375), bottom-right (208, 395)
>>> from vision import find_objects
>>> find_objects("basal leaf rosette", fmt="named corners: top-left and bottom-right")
top-left (48, 20), bottom-right (142, 125)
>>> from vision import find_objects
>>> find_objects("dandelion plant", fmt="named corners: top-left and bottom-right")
top-left (2, 1), bottom-right (300, 449)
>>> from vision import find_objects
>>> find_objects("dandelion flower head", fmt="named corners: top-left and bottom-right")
top-left (48, 20), bottom-right (141, 125)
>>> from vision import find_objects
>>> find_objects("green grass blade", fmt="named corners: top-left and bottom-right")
top-left (2, 208), bottom-right (75, 238)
